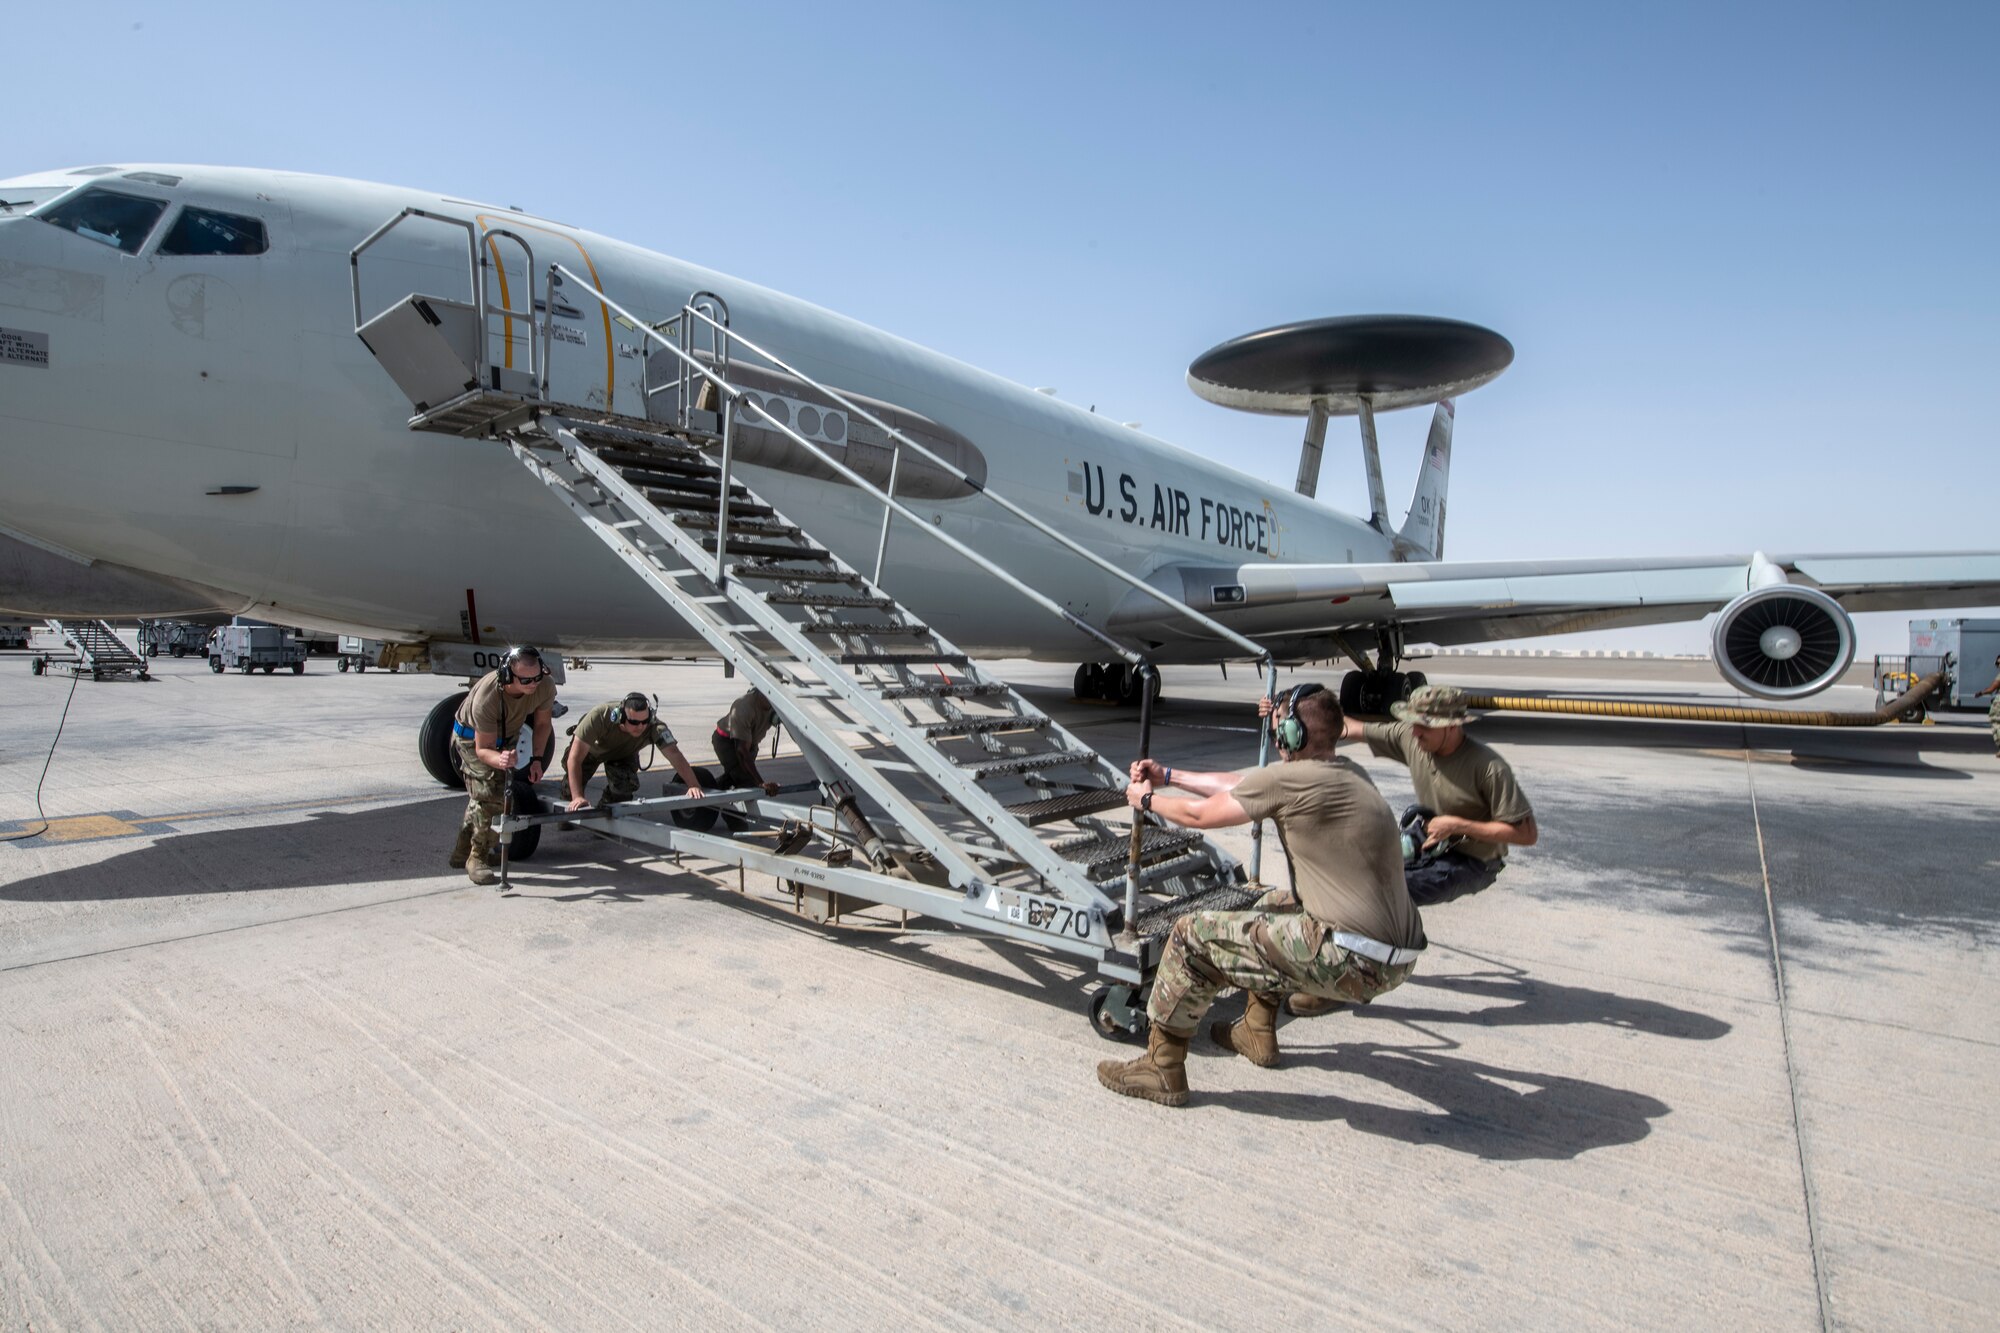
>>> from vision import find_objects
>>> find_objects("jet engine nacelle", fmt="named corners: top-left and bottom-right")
top-left (1710, 583), bottom-right (1856, 700)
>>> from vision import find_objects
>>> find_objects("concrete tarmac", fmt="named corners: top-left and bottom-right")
top-left (0, 640), bottom-right (1994, 1330)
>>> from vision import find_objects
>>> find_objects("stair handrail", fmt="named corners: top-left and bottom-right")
top-left (541, 265), bottom-right (1142, 669)
top-left (541, 265), bottom-right (1271, 668)
top-left (673, 303), bottom-right (1273, 665)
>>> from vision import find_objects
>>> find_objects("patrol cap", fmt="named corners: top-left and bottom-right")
top-left (1391, 683), bottom-right (1472, 728)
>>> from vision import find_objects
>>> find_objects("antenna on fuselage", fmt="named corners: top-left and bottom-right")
top-left (1184, 314), bottom-right (1512, 532)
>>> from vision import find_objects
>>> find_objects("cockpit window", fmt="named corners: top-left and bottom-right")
top-left (123, 171), bottom-right (183, 188)
top-left (157, 206), bottom-right (268, 257)
top-left (0, 187), bottom-right (66, 216)
top-left (38, 188), bottom-right (168, 254)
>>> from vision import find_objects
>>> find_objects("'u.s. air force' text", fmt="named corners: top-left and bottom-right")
top-left (1070, 461), bottom-right (1278, 555)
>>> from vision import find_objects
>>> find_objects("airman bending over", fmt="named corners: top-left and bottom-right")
top-left (562, 692), bottom-right (704, 812)
top-left (712, 687), bottom-right (782, 796)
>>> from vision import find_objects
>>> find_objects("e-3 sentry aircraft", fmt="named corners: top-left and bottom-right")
top-left (4, 163), bottom-right (1997, 748)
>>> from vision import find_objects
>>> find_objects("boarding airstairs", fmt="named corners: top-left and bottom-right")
top-left (350, 211), bottom-right (1278, 1015)
top-left (29, 619), bottom-right (150, 681)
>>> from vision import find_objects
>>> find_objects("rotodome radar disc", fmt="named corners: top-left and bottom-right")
top-left (1187, 315), bottom-right (1514, 416)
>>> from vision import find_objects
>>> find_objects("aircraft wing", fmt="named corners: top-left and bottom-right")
top-left (1108, 551), bottom-right (2000, 650)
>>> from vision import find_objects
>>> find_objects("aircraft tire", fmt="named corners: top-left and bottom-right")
top-left (1400, 670), bottom-right (1427, 700)
top-left (670, 766), bottom-right (723, 832)
top-left (419, 691), bottom-right (470, 788)
top-left (509, 780), bottom-right (545, 861)
top-left (1073, 663), bottom-right (1093, 700)
top-left (1338, 670), bottom-right (1363, 716)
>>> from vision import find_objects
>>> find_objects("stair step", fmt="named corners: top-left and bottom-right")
top-left (839, 652), bottom-right (969, 667)
top-left (673, 513), bottom-right (803, 539)
top-left (918, 716), bottom-right (1048, 738)
top-left (956, 750), bottom-right (1096, 778)
top-left (1132, 882), bottom-right (1259, 938)
top-left (800, 622), bottom-right (931, 638)
top-left (1057, 825), bottom-right (1205, 867)
top-left (657, 495), bottom-right (779, 520)
top-left (1005, 787), bottom-right (1128, 826)
top-left (730, 565), bottom-right (865, 585)
top-left (588, 440), bottom-right (716, 472)
top-left (764, 592), bottom-right (897, 610)
top-left (629, 476), bottom-right (752, 504)
top-left (873, 681), bottom-right (1008, 700)
top-left (723, 538), bottom-right (833, 561)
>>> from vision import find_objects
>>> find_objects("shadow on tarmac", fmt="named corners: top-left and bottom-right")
top-left (1388, 967), bottom-right (1732, 1040)
top-left (1214, 1041), bottom-right (1670, 1160)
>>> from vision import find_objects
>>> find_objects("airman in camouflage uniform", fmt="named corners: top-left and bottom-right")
top-left (562, 692), bottom-right (706, 810)
top-left (1977, 655), bottom-right (2000, 756)
top-left (450, 646), bottom-right (556, 886)
top-left (1098, 682), bottom-right (1423, 1107)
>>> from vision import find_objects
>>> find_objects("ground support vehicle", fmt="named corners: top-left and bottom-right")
top-left (336, 635), bottom-right (391, 672)
top-left (138, 620), bottom-right (213, 658)
top-left (208, 623), bottom-right (308, 674)
top-left (1908, 619), bottom-right (2000, 710)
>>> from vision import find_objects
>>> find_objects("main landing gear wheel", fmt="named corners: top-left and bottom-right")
top-left (418, 691), bottom-right (470, 788)
top-left (508, 779), bottom-right (545, 861)
top-left (1072, 662), bottom-right (1162, 707)
top-left (669, 766), bottom-right (724, 832)
top-left (1089, 984), bottom-right (1151, 1043)
top-left (1339, 668), bottom-right (1425, 718)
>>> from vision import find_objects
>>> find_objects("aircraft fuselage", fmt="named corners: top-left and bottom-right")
top-left (0, 165), bottom-right (1389, 661)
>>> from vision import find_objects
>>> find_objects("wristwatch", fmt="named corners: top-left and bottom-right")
top-left (1140, 791), bottom-right (1154, 812)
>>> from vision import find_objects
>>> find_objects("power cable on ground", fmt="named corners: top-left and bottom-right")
top-left (1, 669), bottom-right (81, 843)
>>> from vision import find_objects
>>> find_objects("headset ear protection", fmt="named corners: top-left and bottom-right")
top-left (1275, 682), bottom-right (1326, 753)
top-left (500, 645), bottom-right (543, 685)
top-left (610, 691), bottom-right (652, 725)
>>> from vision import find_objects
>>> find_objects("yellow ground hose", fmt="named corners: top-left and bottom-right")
top-left (1460, 672), bottom-right (1944, 729)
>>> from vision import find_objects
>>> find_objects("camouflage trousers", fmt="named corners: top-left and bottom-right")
top-left (1146, 886), bottom-right (1416, 1038)
top-left (1990, 694), bottom-right (1999, 750)
top-left (457, 740), bottom-right (508, 861)
top-left (562, 742), bottom-right (640, 805)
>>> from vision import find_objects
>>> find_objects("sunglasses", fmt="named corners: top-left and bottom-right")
top-left (508, 672), bottom-right (545, 686)
top-left (619, 714), bottom-right (651, 728)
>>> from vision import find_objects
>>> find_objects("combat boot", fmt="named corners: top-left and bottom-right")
top-left (449, 825), bottom-right (474, 869)
top-left (1211, 990), bottom-right (1282, 1068)
top-left (1285, 992), bottom-right (1346, 1018)
top-left (1096, 1027), bottom-right (1190, 1107)
top-left (465, 854), bottom-right (499, 887)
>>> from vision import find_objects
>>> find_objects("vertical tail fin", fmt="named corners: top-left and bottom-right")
top-left (1393, 400), bottom-right (1453, 561)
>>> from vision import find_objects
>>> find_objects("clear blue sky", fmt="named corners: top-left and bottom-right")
top-left (11, 1), bottom-right (1996, 655)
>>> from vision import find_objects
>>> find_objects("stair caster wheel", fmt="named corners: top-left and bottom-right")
top-left (1089, 984), bottom-right (1151, 1043)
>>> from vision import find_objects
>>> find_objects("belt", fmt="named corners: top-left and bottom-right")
top-left (1331, 931), bottom-right (1424, 967)
top-left (451, 720), bottom-right (477, 742)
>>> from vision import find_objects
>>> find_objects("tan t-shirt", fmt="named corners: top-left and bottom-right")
top-left (574, 700), bottom-right (675, 761)
top-left (455, 669), bottom-right (556, 745)
top-left (1362, 721), bottom-right (1532, 862)
top-left (715, 691), bottom-right (775, 746)
top-left (1231, 758), bottom-right (1423, 949)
